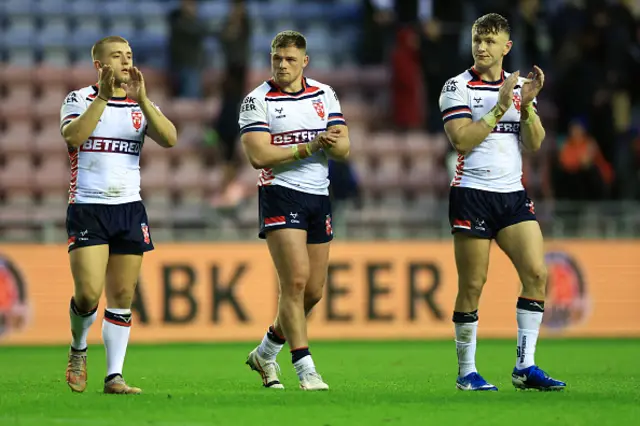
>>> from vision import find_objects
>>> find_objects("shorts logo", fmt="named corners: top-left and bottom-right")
top-left (131, 110), bottom-right (143, 132)
top-left (452, 219), bottom-right (471, 230)
top-left (264, 216), bottom-right (286, 227)
top-left (141, 223), bottom-right (151, 244)
top-left (526, 199), bottom-right (535, 215)
top-left (0, 255), bottom-right (30, 339)
top-left (325, 214), bottom-right (333, 236)
top-left (312, 99), bottom-right (325, 120)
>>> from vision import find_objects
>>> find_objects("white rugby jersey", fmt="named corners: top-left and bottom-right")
top-left (439, 68), bottom-right (538, 193)
top-left (60, 85), bottom-right (153, 204)
top-left (238, 77), bottom-right (346, 196)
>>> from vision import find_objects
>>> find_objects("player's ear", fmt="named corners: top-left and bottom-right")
top-left (303, 54), bottom-right (309, 69)
top-left (93, 60), bottom-right (102, 71)
top-left (503, 40), bottom-right (513, 57)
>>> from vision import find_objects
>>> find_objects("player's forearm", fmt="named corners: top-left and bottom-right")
top-left (62, 98), bottom-right (108, 148)
top-left (520, 104), bottom-right (545, 152)
top-left (450, 104), bottom-right (506, 154)
top-left (325, 136), bottom-right (350, 161)
top-left (245, 141), bottom-right (321, 169)
top-left (449, 120), bottom-right (495, 154)
top-left (140, 98), bottom-right (177, 148)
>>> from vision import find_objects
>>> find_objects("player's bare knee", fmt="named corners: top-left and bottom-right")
top-left (521, 265), bottom-right (547, 291)
top-left (304, 287), bottom-right (324, 310)
top-left (281, 273), bottom-right (309, 299)
top-left (74, 287), bottom-right (102, 311)
top-left (106, 285), bottom-right (135, 308)
top-left (459, 277), bottom-right (486, 300)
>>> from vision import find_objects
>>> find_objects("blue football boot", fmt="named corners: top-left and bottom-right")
top-left (512, 365), bottom-right (566, 391)
top-left (456, 372), bottom-right (498, 391)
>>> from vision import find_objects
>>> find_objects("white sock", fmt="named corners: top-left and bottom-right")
top-left (102, 308), bottom-right (132, 377)
top-left (257, 330), bottom-right (285, 361)
top-left (455, 321), bottom-right (478, 377)
top-left (293, 355), bottom-right (316, 380)
top-left (516, 308), bottom-right (543, 369)
top-left (69, 299), bottom-right (97, 351)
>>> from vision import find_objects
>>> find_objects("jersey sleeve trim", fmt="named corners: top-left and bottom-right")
top-left (442, 106), bottom-right (472, 123)
top-left (240, 122), bottom-right (270, 135)
top-left (60, 113), bottom-right (80, 131)
top-left (240, 121), bottom-right (270, 134)
top-left (327, 112), bottom-right (346, 127)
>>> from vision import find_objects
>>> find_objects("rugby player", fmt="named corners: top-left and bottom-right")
top-left (61, 36), bottom-right (177, 394)
top-left (438, 14), bottom-right (566, 391)
top-left (239, 31), bottom-right (350, 391)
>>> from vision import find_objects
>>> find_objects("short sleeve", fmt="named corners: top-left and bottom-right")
top-left (60, 91), bottom-right (88, 132)
top-left (326, 86), bottom-right (346, 127)
top-left (439, 78), bottom-right (472, 123)
top-left (238, 94), bottom-right (269, 134)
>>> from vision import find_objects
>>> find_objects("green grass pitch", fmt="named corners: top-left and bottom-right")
top-left (1, 339), bottom-right (639, 426)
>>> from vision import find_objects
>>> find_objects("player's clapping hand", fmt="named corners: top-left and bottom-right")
top-left (498, 70), bottom-right (519, 112)
top-left (316, 129), bottom-right (340, 149)
top-left (121, 67), bottom-right (147, 103)
top-left (521, 65), bottom-right (544, 106)
top-left (98, 65), bottom-right (116, 100)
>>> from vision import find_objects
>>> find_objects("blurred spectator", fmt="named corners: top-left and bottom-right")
top-left (419, 0), bottom-right (464, 134)
top-left (391, 27), bottom-right (424, 131)
top-left (360, 0), bottom-right (395, 65)
top-left (168, 0), bottom-right (213, 98)
top-left (209, 0), bottom-right (252, 207)
top-left (554, 119), bottom-right (613, 201)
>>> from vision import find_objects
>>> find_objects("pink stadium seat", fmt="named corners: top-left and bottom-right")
top-left (34, 121), bottom-right (66, 155)
top-left (34, 154), bottom-right (69, 191)
top-left (1, 65), bottom-right (33, 85)
top-left (35, 86), bottom-right (67, 120)
top-left (0, 121), bottom-right (34, 154)
top-left (69, 66), bottom-right (98, 89)
top-left (171, 99), bottom-right (209, 124)
top-left (140, 156), bottom-right (170, 190)
top-left (169, 155), bottom-right (205, 191)
top-left (370, 154), bottom-right (401, 191)
top-left (0, 84), bottom-right (32, 120)
top-left (0, 154), bottom-right (33, 191)
top-left (33, 65), bottom-right (70, 86)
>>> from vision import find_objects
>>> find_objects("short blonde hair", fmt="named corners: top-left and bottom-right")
top-left (91, 36), bottom-right (130, 61)
top-left (271, 31), bottom-right (307, 52)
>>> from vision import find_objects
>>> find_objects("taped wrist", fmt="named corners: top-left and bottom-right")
top-left (481, 104), bottom-right (506, 129)
top-left (521, 103), bottom-right (536, 125)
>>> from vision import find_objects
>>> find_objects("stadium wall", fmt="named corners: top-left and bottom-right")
top-left (0, 241), bottom-right (638, 345)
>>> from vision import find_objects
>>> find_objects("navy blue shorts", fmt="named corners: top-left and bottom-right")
top-left (258, 185), bottom-right (333, 244)
top-left (448, 186), bottom-right (536, 239)
top-left (66, 201), bottom-right (155, 254)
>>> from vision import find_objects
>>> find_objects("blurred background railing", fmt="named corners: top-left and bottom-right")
top-left (1, 0), bottom-right (639, 242)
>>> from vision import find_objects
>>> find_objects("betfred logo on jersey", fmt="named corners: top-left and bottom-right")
top-left (271, 129), bottom-right (324, 145)
top-left (80, 137), bottom-right (142, 155)
top-left (492, 121), bottom-right (521, 134)
top-left (131, 110), bottom-right (143, 131)
top-left (312, 99), bottom-right (325, 119)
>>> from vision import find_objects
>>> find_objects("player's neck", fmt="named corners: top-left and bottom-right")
top-left (112, 88), bottom-right (127, 98)
top-left (473, 65), bottom-right (503, 83)
top-left (276, 77), bottom-right (304, 94)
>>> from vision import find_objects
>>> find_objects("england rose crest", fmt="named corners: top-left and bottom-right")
top-left (131, 110), bottom-right (143, 131)
top-left (312, 99), bottom-right (325, 120)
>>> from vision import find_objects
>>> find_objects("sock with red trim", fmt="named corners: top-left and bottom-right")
top-left (291, 347), bottom-right (315, 379)
top-left (257, 325), bottom-right (286, 361)
top-left (69, 297), bottom-right (98, 351)
top-left (102, 308), bottom-right (132, 377)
